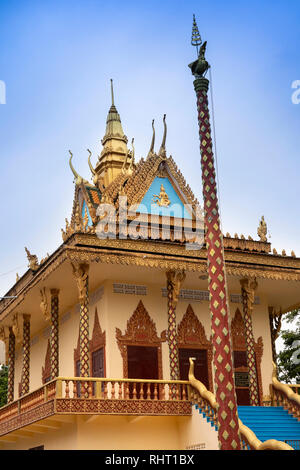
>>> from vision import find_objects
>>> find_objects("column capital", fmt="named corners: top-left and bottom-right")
top-left (23, 314), bottom-right (31, 322)
top-left (240, 278), bottom-right (258, 313)
top-left (166, 269), bottom-right (186, 308)
top-left (71, 262), bottom-right (89, 303)
top-left (50, 288), bottom-right (60, 296)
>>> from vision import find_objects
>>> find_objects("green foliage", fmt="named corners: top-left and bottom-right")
top-left (0, 365), bottom-right (8, 407)
top-left (277, 310), bottom-right (300, 383)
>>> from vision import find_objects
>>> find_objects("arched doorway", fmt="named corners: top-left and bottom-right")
top-left (116, 300), bottom-right (166, 398)
top-left (231, 309), bottom-right (264, 405)
top-left (177, 305), bottom-right (213, 391)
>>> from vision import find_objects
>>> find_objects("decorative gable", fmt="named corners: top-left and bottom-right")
top-left (137, 176), bottom-right (192, 219)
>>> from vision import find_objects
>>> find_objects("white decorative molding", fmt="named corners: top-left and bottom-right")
top-left (230, 294), bottom-right (260, 305)
top-left (161, 288), bottom-right (209, 302)
top-left (113, 283), bottom-right (147, 296)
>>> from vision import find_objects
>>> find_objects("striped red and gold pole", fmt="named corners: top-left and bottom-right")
top-left (189, 54), bottom-right (241, 447)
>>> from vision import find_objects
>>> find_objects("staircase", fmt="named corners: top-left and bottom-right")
top-left (238, 406), bottom-right (300, 450)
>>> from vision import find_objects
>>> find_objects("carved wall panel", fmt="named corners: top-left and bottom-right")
top-left (74, 307), bottom-right (106, 376)
top-left (177, 304), bottom-right (213, 392)
top-left (230, 308), bottom-right (264, 405)
top-left (116, 300), bottom-right (166, 378)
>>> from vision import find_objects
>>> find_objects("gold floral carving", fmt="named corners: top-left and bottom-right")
top-left (40, 287), bottom-right (50, 321)
top-left (12, 314), bottom-right (21, 344)
top-left (166, 270), bottom-right (186, 308)
top-left (116, 300), bottom-right (166, 378)
top-left (240, 278), bottom-right (258, 314)
top-left (177, 305), bottom-right (213, 392)
top-left (71, 262), bottom-right (89, 303)
top-left (230, 309), bottom-right (264, 405)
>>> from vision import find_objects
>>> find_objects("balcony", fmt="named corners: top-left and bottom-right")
top-left (0, 377), bottom-right (191, 440)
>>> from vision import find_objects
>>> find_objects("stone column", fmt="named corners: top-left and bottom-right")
top-left (7, 327), bottom-right (15, 403)
top-left (50, 289), bottom-right (60, 380)
top-left (72, 262), bottom-right (90, 378)
top-left (189, 43), bottom-right (241, 448)
top-left (21, 314), bottom-right (31, 396)
top-left (240, 278), bottom-right (259, 406)
top-left (166, 270), bottom-right (186, 381)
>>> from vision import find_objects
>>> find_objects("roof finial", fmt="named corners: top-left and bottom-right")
top-left (191, 14), bottom-right (202, 57)
top-left (147, 119), bottom-right (155, 158)
top-left (158, 115), bottom-right (167, 158)
top-left (110, 78), bottom-right (115, 106)
top-left (69, 150), bottom-right (89, 186)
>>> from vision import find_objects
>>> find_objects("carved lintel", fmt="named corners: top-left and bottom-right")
top-left (23, 314), bottom-right (31, 323)
top-left (166, 269), bottom-right (186, 308)
top-left (71, 262), bottom-right (89, 303)
top-left (50, 288), bottom-right (60, 297)
top-left (40, 288), bottom-right (50, 321)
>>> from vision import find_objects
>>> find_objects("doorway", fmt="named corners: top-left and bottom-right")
top-left (179, 348), bottom-right (209, 389)
top-left (127, 345), bottom-right (159, 399)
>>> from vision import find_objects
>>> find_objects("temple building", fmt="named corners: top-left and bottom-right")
top-left (0, 20), bottom-right (299, 451)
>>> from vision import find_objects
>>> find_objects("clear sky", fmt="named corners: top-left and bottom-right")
top-left (0, 0), bottom-right (300, 301)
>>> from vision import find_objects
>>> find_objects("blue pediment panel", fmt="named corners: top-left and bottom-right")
top-left (136, 177), bottom-right (192, 219)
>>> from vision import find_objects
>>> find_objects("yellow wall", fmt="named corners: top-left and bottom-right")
top-left (11, 278), bottom-right (273, 401)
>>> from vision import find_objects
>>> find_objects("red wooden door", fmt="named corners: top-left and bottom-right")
top-left (127, 345), bottom-right (159, 399)
top-left (179, 348), bottom-right (209, 389)
top-left (233, 350), bottom-right (250, 405)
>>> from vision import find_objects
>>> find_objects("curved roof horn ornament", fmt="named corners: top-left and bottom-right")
top-left (158, 114), bottom-right (167, 159)
top-left (87, 148), bottom-right (98, 186)
top-left (147, 119), bottom-right (155, 159)
top-left (69, 150), bottom-right (89, 186)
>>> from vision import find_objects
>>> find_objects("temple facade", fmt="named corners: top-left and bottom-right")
top-left (0, 22), bottom-right (299, 451)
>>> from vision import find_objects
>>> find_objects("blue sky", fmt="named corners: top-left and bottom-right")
top-left (0, 0), bottom-right (300, 296)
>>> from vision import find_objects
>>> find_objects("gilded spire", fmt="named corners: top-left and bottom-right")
top-left (191, 14), bottom-right (202, 56)
top-left (95, 80), bottom-right (130, 187)
top-left (110, 78), bottom-right (115, 106)
top-left (102, 79), bottom-right (127, 145)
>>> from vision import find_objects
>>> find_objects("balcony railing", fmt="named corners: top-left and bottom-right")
top-left (0, 377), bottom-right (191, 437)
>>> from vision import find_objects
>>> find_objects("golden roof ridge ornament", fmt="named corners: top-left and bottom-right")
top-left (158, 114), bottom-right (167, 158)
top-left (257, 215), bottom-right (267, 242)
top-left (69, 150), bottom-right (89, 186)
top-left (147, 119), bottom-right (155, 159)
